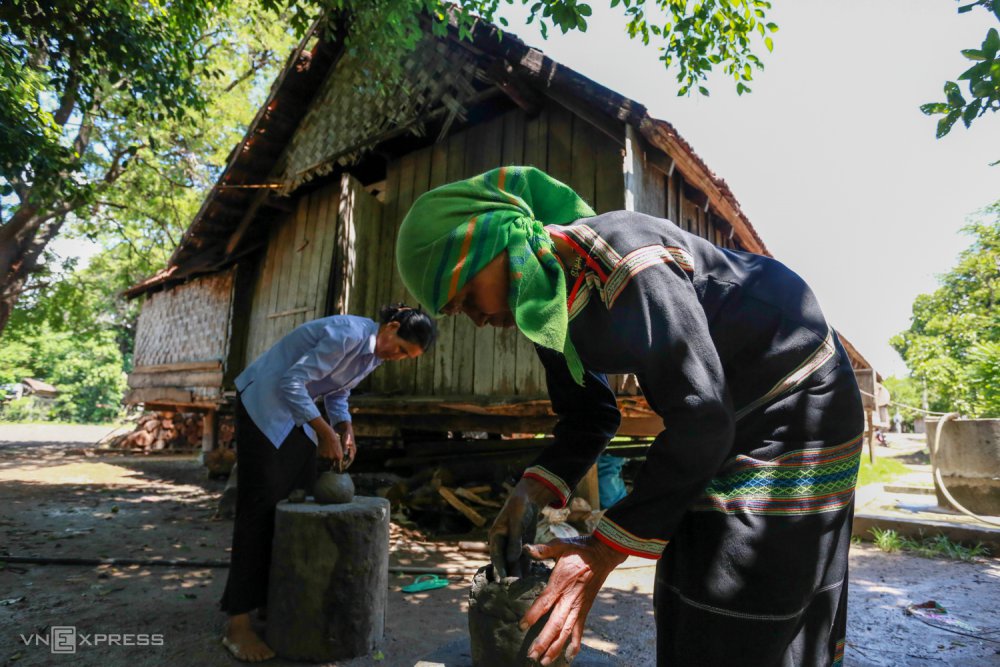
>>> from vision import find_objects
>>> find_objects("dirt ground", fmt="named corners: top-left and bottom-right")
top-left (2, 425), bottom-right (999, 666)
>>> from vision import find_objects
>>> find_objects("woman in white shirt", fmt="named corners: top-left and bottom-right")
top-left (220, 304), bottom-right (436, 662)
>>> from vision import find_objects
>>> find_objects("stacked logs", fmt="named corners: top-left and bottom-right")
top-left (109, 411), bottom-right (235, 452)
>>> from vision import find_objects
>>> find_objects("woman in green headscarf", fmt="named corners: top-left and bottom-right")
top-left (397, 166), bottom-right (863, 667)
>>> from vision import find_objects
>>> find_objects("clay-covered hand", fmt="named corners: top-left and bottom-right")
top-left (488, 477), bottom-right (553, 580)
top-left (520, 536), bottom-right (628, 665)
top-left (311, 417), bottom-right (344, 470)
top-left (335, 421), bottom-right (356, 470)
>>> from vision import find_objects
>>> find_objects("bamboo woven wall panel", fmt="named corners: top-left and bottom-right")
top-left (133, 270), bottom-right (235, 368)
top-left (281, 39), bottom-right (480, 192)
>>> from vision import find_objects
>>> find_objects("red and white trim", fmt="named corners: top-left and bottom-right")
top-left (522, 465), bottom-right (572, 508)
top-left (593, 515), bottom-right (668, 559)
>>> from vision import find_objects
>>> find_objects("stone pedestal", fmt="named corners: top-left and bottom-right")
top-left (265, 497), bottom-right (390, 662)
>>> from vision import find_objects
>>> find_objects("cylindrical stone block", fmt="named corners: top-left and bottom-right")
top-left (266, 497), bottom-right (390, 661)
top-left (468, 563), bottom-right (569, 667)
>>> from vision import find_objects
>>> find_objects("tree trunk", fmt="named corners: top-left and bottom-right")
top-left (0, 204), bottom-right (67, 335)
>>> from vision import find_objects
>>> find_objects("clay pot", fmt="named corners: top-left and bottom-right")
top-left (468, 563), bottom-right (568, 667)
top-left (313, 471), bottom-right (354, 504)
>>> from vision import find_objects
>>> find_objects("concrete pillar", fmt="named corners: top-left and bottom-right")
top-left (265, 497), bottom-right (390, 661)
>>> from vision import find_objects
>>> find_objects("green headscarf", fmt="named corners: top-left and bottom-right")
top-left (396, 166), bottom-right (595, 385)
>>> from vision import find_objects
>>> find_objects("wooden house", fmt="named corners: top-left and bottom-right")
top-left (124, 16), bottom-right (878, 451)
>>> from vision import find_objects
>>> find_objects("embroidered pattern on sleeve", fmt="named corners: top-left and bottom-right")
top-left (522, 465), bottom-right (572, 507)
top-left (593, 515), bottom-right (668, 559)
top-left (604, 245), bottom-right (695, 308)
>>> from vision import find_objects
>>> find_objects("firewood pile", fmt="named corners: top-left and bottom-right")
top-left (106, 411), bottom-right (235, 452)
top-left (377, 466), bottom-right (604, 538)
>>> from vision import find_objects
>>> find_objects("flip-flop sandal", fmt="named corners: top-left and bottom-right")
top-left (221, 635), bottom-right (275, 662)
top-left (401, 574), bottom-right (450, 593)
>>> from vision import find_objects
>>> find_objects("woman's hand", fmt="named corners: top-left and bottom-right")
top-left (488, 477), bottom-right (555, 579)
top-left (334, 421), bottom-right (356, 469)
top-left (520, 536), bottom-right (628, 665)
top-left (309, 417), bottom-right (344, 469)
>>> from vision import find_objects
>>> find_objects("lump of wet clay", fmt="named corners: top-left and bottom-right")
top-left (468, 562), bottom-right (569, 667)
top-left (313, 471), bottom-right (354, 504)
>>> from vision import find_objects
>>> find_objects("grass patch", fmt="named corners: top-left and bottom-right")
top-left (856, 455), bottom-right (910, 487)
top-left (868, 528), bottom-right (990, 562)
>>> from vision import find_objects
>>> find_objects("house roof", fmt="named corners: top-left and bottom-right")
top-left (22, 378), bottom-right (58, 394)
top-left (122, 15), bottom-right (874, 376)
top-left (125, 15), bottom-right (769, 299)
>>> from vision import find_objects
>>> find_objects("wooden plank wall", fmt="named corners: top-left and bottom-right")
top-left (244, 181), bottom-right (340, 365)
top-left (627, 125), bottom-right (737, 251)
top-left (351, 102), bottom-right (624, 399)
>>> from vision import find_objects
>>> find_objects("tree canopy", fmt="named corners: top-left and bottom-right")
top-left (891, 210), bottom-right (1000, 417)
top-left (923, 0), bottom-right (1000, 145)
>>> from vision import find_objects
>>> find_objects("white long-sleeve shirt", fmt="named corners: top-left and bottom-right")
top-left (234, 316), bottom-right (382, 448)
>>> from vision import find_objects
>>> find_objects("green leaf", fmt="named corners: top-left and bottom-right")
top-left (766, 22), bottom-right (778, 32)
top-left (698, 85), bottom-right (710, 96)
top-left (962, 48), bottom-right (986, 61)
top-left (919, 102), bottom-right (950, 116)
top-left (578, 4), bottom-right (593, 17)
top-left (962, 99), bottom-right (982, 127)
top-left (936, 109), bottom-right (962, 138)
top-left (986, 28), bottom-right (1000, 59)
top-left (765, 36), bottom-right (773, 52)
top-left (944, 81), bottom-right (966, 107)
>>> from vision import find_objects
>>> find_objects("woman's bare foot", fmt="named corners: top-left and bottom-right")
top-left (222, 613), bottom-right (275, 662)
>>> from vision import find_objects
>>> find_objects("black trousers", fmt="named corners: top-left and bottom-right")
top-left (219, 395), bottom-right (317, 616)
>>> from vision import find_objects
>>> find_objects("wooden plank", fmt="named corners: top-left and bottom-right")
top-left (385, 150), bottom-right (418, 394)
top-left (289, 189), bottom-right (310, 329)
top-left (515, 109), bottom-right (549, 397)
top-left (329, 177), bottom-right (350, 315)
top-left (132, 361), bottom-right (222, 374)
top-left (547, 103), bottom-right (574, 185)
top-left (493, 111), bottom-right (525, 398)
top-left (570, 110), bottom-right (598, 209)
top-left (438, 487), bottom-right (487, 527)
top-left (307, 184), bottom-right (332, 318)
top-left (436, 128), bottom-right (466, 396)
top-left (594, 127), bottom-right (625, 214)
top-left (267, 201), bottom-right (296, 348)
top-left (411, 145), bottom-right (437, 396)
top-left (260, 225), bottom-right (282, 358)
top-left (666, 172), bottom-right (677, 228)
top-left (370, 160), bottom-right (402, 394)
top-left (625, 125), bottom-right (667, 218)
top-left (127, 370), bottom-right (224, 389)
top-left (680, 179), bottom-right (696, 234)
top-left (448, 128), bottom-right (478, 396)
top-left (472, 118), bottom-right (503, 397)
top-left (425, 137), bottom-right (451, 398)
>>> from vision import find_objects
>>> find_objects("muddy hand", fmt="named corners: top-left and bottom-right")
top-left (520, 536), bottom-right (628, 665)
top-left (488, 477), bottom-right (553, 580)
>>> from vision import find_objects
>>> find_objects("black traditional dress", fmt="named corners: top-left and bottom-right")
top-left (521, 211), bottom-right (864, 666)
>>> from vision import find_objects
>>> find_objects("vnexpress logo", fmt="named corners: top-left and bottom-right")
top-left (50, 626), bottom-right (76, 654)
top-left (20, 625), bottom-right (164, 653)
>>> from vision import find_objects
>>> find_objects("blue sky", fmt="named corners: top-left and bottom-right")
top-left (496, 0), bottom-right (1000, 377)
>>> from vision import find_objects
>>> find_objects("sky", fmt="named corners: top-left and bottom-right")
top-left (496, 0), bottom-right (1000, 377)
